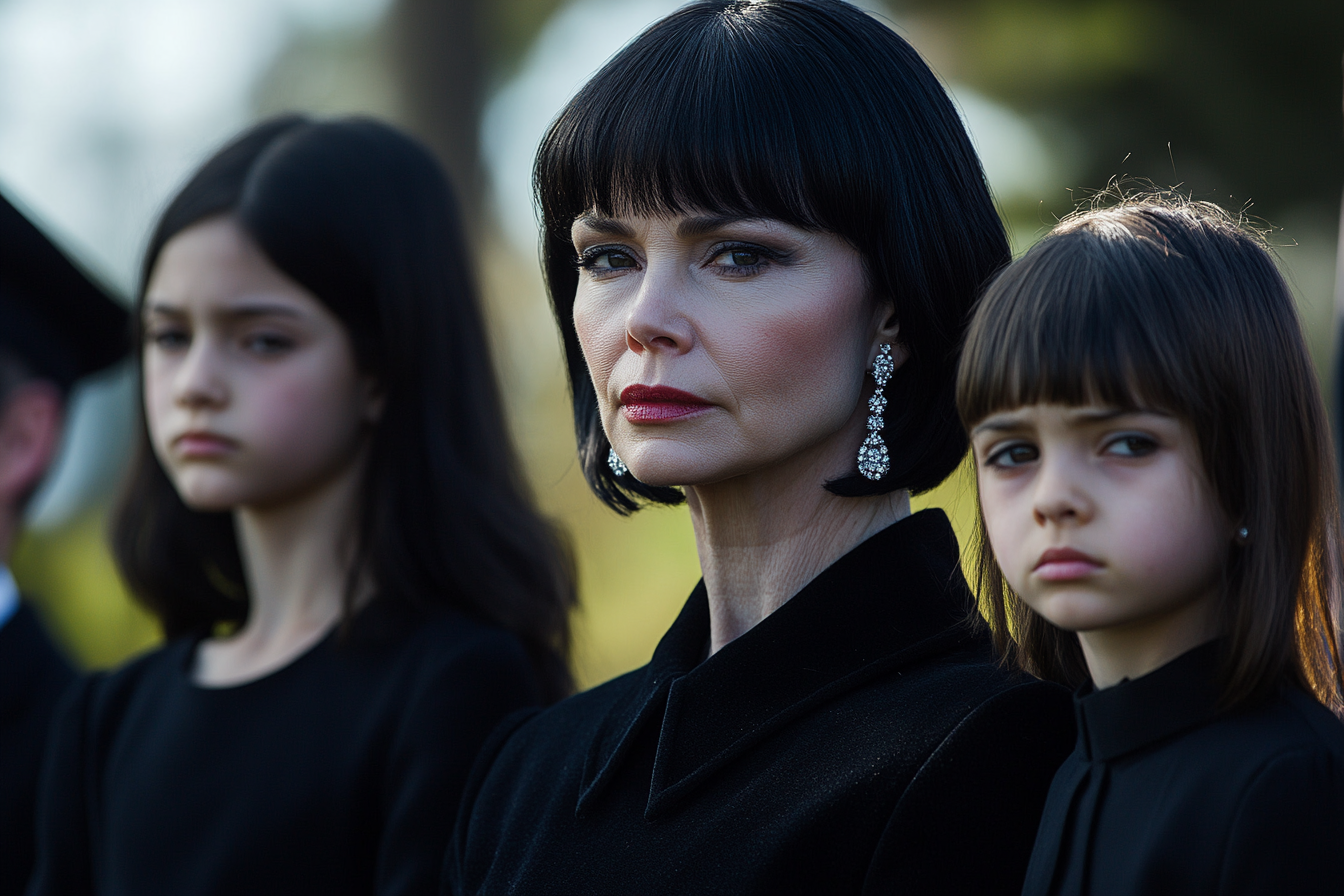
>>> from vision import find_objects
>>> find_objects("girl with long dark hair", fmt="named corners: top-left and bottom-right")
top-left (958, 195), bottom-right (1344, 895)
top-left (28, 115), bottom-right (574, 896)
top-left (446, 2), bottom-right (1075, 893)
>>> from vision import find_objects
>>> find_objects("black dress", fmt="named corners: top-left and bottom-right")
top-left (1022, 641), bottom-right (1344, 896)
top-left (0, 604), bottom-right (74, 896)
top-left (28, 598), bottom-right (540, 896)
top-left (446, 510), bottom-right (1075, 895)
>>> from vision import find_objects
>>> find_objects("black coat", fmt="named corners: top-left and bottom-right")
top-left (446, 511), bottom-right (1075, 895)
top-left (0, 604), bottom-right (74, 896)
top-left (28, 598), bottom-right (540, 896)
top-left (1023, 640), bottom-right (1344, 896)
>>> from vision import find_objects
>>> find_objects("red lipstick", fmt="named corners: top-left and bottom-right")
top-left (174, 431), bottom-right (237, 459)
top-left (1033, 547), bottom-right (1103, 582)
top-left (619, 385), bottom-right (712, 423)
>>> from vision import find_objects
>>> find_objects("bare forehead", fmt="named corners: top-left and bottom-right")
top-left (146, 217), bottom-right (316, 316)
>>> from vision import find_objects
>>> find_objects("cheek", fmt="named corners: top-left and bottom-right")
top-left (248, 364), bottom-right (361, 448)
top-left (977, 475), bottom-right (1030, 581)
top-left (713, 279), bottom-right (871, 424)
top-left (573, 292), bottom-right (624, 395)
top-left (142, 355), bottom-right (174, 446)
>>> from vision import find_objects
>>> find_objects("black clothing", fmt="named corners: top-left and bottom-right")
top-left (0, 604), bottom-right (74, 896)
top-left (1023, 641), bottom-right (1344, 896)
top-left (447, 511), bottom-right (1075, 895)
top-left (29, 598), bottom-right (539, 896)
top-left (0, 189), bottom-right (127, 390)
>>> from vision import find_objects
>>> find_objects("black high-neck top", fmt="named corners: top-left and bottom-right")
top-left (1023, 641), bottom-right (1344, 896)
top-left (446, 510), bottom-right (1075, 895)
top-left (27, 598), bottom-right (540, 896)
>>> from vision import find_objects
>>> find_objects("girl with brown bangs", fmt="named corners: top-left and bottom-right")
top-left (957, 195), bottom-right (1344, 896)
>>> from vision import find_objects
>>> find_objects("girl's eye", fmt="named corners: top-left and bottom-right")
top-left (243, 333), bottom-right (296, 355)
top-left (986, 442), bottom-right (1039, 468)
top-left (1104, 434), bottom-right (1158, 458)
top-left (146, 328), bottom-right (190, 351)
top-left (576, 247), bottom-right (637, 275)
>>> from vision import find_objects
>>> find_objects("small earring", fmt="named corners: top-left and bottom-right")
top-left (607, 447), bottom-right (629, 478)
top-left (857, 343), bottom-right (895, 480)
top-left (1236, 526), bottom-right (1249, 542)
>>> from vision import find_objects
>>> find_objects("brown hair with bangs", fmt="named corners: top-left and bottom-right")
top-left (956, 193), bottom-right (1344, 713)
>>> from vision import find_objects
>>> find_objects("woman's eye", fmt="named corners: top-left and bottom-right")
top-left (146, 328), bottom-right (190, 351)
top-left (713, 248), bottom-right (762, 267)
top-left (709, 244), bottom-right (774, 274)
top-left (986, 442), bottom-right (1038, 468)
top-left (243, 333), bottom-right (295, 355)
top-left (1104, 434), bottom-right (1158, 457)
top-left (577, 247), bottom-right (637, 274)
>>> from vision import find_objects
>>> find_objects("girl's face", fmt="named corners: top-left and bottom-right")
top-left (570, 212), bottom-right (902, 488)
top-left (971, 403), bottom-right (1231, 640)
top-left (143, 216), bottom-right (380, 512)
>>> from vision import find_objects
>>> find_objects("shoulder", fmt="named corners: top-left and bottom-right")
top-left (495, 665), bottom-right (646, 746)
top-left (76, 638), bottom-right (191, 712)
top-left (351, 598), bottom-right (533, 682)
top-left (1216, 693), bottom-right (1344, 894)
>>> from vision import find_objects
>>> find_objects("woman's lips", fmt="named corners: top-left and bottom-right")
top-left (1033, 547), bottom-right (1103, 582)
top-left (174, 432), bottom-right (237, 459)
top-left (619, 384), bottom-right (712, 423)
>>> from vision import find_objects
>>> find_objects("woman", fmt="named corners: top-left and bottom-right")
top-left (29, 116), bottom-right (574, 895)
top-left (446, 2), bottom-right (1073, 894)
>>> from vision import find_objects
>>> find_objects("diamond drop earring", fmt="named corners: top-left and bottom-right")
top-left (857, 344), bottom-right (895, 480)
top-left (607, 447), bottom-right (629, 478)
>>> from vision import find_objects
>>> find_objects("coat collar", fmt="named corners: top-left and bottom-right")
top-left (576, 509), bottom-right (979, 820)
top-left (1073, 639), bottom-right (1223, 763)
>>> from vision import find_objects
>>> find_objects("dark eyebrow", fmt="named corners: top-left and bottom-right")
top-left (675, 215), bottom-right (757, 239)
top-left (218, 304), bottom-right (302, 321)
top-left (1064, 407), bottom-right (1160, 424)
top-left (971, 417), bottom-right (1027, 435)
top-left (143, 302), bottom-right (302, 321)
top-left (572, 214), bottom-right (633, 238)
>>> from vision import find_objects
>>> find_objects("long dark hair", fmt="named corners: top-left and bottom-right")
top-left (113, 115), bottom-right (575, 700)
top-left (534, 0), bottom-right (1010, 513)
top-left (957, 194), bottom-right (1344, 713)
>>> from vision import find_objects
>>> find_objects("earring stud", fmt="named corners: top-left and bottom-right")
top-left (857, 344), bottom-right (894, 480)
top-left (1237, 526), bottom-right (1249, 541)
top-left (608, 448), bottom-right (629, 478)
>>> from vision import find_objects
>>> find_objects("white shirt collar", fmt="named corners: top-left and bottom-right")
top-left (0, 564), bottom-right (18, 632)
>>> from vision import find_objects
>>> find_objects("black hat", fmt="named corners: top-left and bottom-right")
top-left (1, 188), bottom-right (129, 391)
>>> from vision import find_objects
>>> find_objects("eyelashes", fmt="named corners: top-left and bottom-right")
top-left (573, 241), bottom-right (789, 278)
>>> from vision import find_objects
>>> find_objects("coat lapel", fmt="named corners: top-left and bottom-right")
top-left (577, 510), bottom-right (978, 822)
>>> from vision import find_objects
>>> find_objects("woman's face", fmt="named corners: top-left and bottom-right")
top-left (571, 212), bottom-right (901, 488)
top-left (143, 216), bottom-right (380, 512)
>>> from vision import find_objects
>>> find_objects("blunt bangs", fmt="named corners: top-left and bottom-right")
top-left (957, 224), bottom-right (1204, 430)
top-left (538, 0), bottom-right (1011, 512)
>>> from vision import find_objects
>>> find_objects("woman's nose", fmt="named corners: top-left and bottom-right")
top-left (174, 342), bottom-right (228, 409)
top-left (624, 262), bottom-right (694, 355)
top-left (1031, 456), bottom-right (1094, 527)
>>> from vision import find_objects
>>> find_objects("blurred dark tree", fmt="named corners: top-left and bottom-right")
top-left (895, 0), bottom-right (1344, 224)
top-left (386, 0), bottom-right (568, 221)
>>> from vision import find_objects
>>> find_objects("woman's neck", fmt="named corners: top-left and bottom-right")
top-left (686, 452), bottom-right (910, 655)
top-left (194, 456), bottom-right (371, 687)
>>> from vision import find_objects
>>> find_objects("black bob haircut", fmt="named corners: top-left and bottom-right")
top-left (535, 0), bottom-right (1010, 513)
top-left (113, 116), bottom-right (575, 700)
